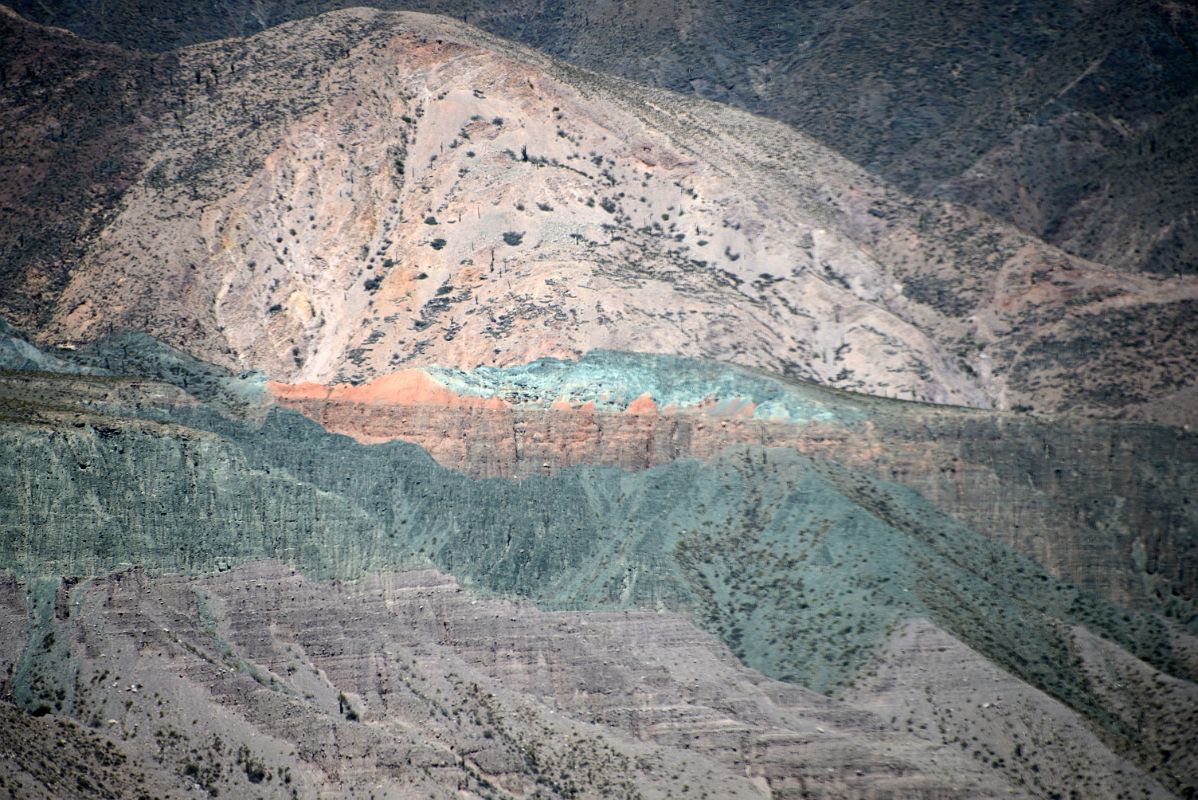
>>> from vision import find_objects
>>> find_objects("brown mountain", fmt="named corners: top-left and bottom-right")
top-left (2, 6), bottom-right (1196, 421)
top-left (7, 0), bottom-right (1197, 277)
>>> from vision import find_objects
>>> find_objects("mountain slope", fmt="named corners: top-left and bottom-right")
top-left (7, 0), bottom-right (1197, 276)
top-left (2, 7), bottom-right (1196, 422)
top-left (1, 332), bottom-right (1196, 796)
top-left (0, 566), bottom-right (1039, 799)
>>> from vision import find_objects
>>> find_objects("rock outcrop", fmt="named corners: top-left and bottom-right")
top-left (2, 5), bottom-right (1196, 797)
top-left (266, 353), bottom-right (1198, 618)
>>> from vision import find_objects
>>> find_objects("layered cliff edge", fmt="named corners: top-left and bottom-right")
top-left (263, 351), bottom-right (1198, 617)
top-left (1, 327), bottom-right (1195, 797)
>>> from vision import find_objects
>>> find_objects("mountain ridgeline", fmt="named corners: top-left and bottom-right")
top-left (2, 7), bottom-right (1197, 423)
top-left (7, 0), bottom-right (1197, 276)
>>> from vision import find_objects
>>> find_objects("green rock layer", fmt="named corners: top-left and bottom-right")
top-left (1, 331), bottom-right (1194, 756)
top-left (424, 350), bottom-right (871, 422)
top-left (1, 398), bottom-right (1189, 708)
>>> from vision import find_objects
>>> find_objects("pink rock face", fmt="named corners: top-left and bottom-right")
top-left (268, 374), bottom-right (844, 478)
top-left (270, 371), bottom-right (497, 409)
top-left (267, 372), bottom-right (1197, 616)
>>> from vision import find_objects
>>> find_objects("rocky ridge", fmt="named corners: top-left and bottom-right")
top-left (8, 0), bottom-right (1197, 277)
top-left (2, 7), bottom-right (1197, 421)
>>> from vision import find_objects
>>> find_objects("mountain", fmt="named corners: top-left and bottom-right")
top-left (1, 5), bottom-right (1196, 799)
top-left (2, 6), bottom-right (1196, 422)
top-left (7, 0), bottom-right (1197, 277)
top-left (1, 325), bottom-right (1195, 798)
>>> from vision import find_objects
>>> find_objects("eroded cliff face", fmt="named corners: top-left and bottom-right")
top-left (269, 370), bottom-right (823, 477)
top-left (0, 564), bottom-right (1075, 799)
top-left (266, 355), bottom-right (1198, 618)
top-left (3, 8), bottom-right (1197, 421)
top-left (0, 329), bottom-right (1195, 796)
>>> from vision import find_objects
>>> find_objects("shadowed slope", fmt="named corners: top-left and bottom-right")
top-left (3, 358), bottom-right (1195, 787)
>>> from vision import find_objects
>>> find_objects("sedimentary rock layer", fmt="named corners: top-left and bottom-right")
top-left (267, 353), bottom-right (1198, 618)
top-left (1, 330), bottom-right (1195, 796)
top-left (0, 563), bottom-right (1097, 799)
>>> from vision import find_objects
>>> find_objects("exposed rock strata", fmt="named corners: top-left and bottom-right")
top-left (4, 365), bottom-right (1195, 730)
top-left (846, 618), bottom-right (1178, 798)
top-left (268, 358), bottom-right (1198, 617)
top-left (0, 564), bottom-right (1052, 799)
top-left (1, 334), bottom-right (1196, 796)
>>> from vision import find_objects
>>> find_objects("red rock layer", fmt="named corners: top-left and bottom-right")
top-left (269, 373), bottom-right (1197, 613)
top-left (267, 373), bottom-right (853, 478)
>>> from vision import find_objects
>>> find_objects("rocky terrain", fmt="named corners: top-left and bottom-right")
top-left (264, 351), bottom-right (1198, 615)
top-left (2, 4), bottom-right (1197, 798)
top-left (8, 0), bottom-right (1196, 277)
top-left (1, 326), bottom-right (1196, 797)
top-left (0, 564), bottom-right (1056, 800)
top-left (2, 6), bottom-right (1197, 422)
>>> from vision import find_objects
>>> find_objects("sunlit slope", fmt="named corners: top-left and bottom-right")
top-left (3, 8), bottom-right (1196, 421)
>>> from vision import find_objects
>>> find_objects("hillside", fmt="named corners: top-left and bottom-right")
top-left (2, 7), bottom-right (1196, 422)
top-left (1, 327), bottom-right (1195, 798)
top-left (7, 0), bottom-right (1197, 276)
top-left (2, 5), bottom-right (1196, 798)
